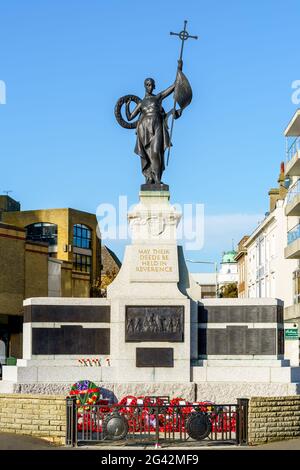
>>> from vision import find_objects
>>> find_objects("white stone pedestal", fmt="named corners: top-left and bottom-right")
top-left (107, 190), bottom-right (192, 383)
top-left (108, 190), bottom-right (185, 299)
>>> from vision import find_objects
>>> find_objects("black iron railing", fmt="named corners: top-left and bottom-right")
top-left (66, 396), bottom-right (249, 447)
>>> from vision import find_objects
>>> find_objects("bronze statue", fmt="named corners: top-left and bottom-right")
top-left (114, 21), bottom-right (197, 187)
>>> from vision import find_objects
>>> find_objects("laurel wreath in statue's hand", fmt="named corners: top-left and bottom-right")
top-left (114, 94), bottom-right (141, 129)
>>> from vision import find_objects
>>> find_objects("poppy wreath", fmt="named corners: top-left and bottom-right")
top-left (77, 413), bottom-right (103, 433)
top-left (120, 396), bottom-right (145, 432)
top-left (98, 395), bottom-right (237, 436)
top-left (129, 396), bottom-right (147, 432)
top-left (141, 409), bottom-right (157, 432)
top-left (69, 380), bottom-right (100, 407)
top-left (69, 380), bottom-right (102, 433)
top-left (142, 396), bottom-right (167, 432)
top-left (117, 395), bottom-right (137, 416)
top-left (167, 398), bottom-right (192, 416)
top-left (210, 408), bottom-right (236, 433)
top-left (116, 395), bottom-right (138, 431)
top-left (166, 398), bottom-right (191, 432)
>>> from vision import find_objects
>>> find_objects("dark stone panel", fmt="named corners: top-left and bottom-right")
top-left (32, 327), bottom-right (110, 355)
top-left (246, 329), bottom-right (276, 355)
top-left (207, 329), bottom-right (228, 355)
top-left (198, 329), bottom-right (207, 356)
top-left (246, 329), bottom-right (261, 355)
top-left (226, 308), bottom-right (246, 323)
top-left (136, 348), bottom-right (174, 367)
top-left (62, 326), bottom-right (78, 355)
top-left (198, 327), bottom-right (278, 356)
top-left (125, 306), bottom-right (184, 342)
top-left (255, 306), bottom-right (278, 323)
top-left (227, 326), bottom-right (248, 355)
top-left (198, 307), bottom-right (208, 324)
top-left (278, 328), bottom-right (284, 355)
top-left (277, 306), bottom-right (284, 324)
top-left (32, 328), bottom-right (50, 355)
top-left (24, 305), bottom-right (110, 323)
top-left (259, 329), bottom-right (277, 355)
top-left (198, 304), bottom-right (279, 323)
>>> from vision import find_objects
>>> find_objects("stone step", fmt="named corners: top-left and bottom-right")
top-left (200, 359), bottom-right (291, 367)
top-left (192, 365), bottom-right (300, 383)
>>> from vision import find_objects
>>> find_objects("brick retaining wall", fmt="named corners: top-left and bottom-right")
top-left (249, 396), bottom-right (300, 444)
top-left (0, 394), bottom-right (66, 445)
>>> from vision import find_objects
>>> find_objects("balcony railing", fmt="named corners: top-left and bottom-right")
top-left (286, 179), bottom-right (300, 205)
top-left (288, 224), bottom-right (300, 245)
top-left (287, 137), bottom-right (300, 162)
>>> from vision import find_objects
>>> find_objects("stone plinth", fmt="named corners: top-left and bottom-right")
top-left (128, 191), bottom-right (180, 245)
top-left (108, 190), bottom-right (185, 299)
top-left (106, 190), bottom-right (191, 382)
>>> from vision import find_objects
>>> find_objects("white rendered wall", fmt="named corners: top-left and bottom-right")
top-left (218, 262), bottom-right (238, 286)
top-left (245, 201), bottom-right (297, 307)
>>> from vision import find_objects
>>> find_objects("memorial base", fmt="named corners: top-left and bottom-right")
top-left (1, 191), bottom-right (300, 403)
top-left (1, 379), bottom-right (300, 404)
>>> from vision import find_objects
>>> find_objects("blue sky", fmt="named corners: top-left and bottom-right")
top-left (0, 0), bottom-right (299, 272)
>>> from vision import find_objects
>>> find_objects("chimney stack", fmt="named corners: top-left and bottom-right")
top-left (268, 162), bottom-right (287, 212)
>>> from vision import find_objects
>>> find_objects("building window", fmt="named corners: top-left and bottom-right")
top-left (26, 223), bottom-right (57, 246)
top-left (73, 253), bottom-right (91, 273)
top-left (73, 224), bottom-right (91, 249)
top-left (293, 270), bottom-right (300, 304)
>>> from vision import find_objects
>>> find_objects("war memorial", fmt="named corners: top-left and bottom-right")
top-left (1, 22), bottom-right (300, 406)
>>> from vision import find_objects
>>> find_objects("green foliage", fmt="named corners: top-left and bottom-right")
top-left (219, 283), bottom-right (238, 298)
top-left (90, 270), bottom-right (117, 298)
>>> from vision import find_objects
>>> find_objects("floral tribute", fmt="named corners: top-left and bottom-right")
top-left (69, 380), bottom-right (100, 406)
top-left (69, 393), bottom-right (236, 435)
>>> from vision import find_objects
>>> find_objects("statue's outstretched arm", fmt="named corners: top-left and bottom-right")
top-left (159, 83), bottom-right (176, 100)
top-left (160, 60), bottom-right (183, 100)
top-left (126, 101), bottom-right (141, 121)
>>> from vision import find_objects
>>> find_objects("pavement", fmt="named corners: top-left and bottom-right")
top-left (0, 433), bottom-right (61, 450)
top-left (1, 433), bottom-right (300, 450)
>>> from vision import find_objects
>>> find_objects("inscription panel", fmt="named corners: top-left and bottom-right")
top-left (32, 326), bottom-right (110, 355)
top-left (206, 329), bottom-right (227, 355)
top-left (24, 305), bottom-right (110, 323)
top-left (198, 305), bottom-right (279, 323)
top-left (130, 245), bottom-right (179, 282)
top-left (227, 326), bottom-right (247, 355)
top-left (125, 306), bottom-right (184, 342)
top-left (198, 327), bottom-right (278, 356)
top-left (136, 348), bottom-right (174, 367)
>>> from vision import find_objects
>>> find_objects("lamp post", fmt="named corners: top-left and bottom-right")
top-left (186, 260), bottom-right (219, 298)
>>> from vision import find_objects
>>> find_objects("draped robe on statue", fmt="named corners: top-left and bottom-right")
top-left (134, 94), bottom-right (170, 181)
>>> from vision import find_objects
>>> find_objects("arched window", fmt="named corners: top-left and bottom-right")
top-left (73, 224), bottom-right (91, 249)
top-left (26, 223), bottom-right (57, 245)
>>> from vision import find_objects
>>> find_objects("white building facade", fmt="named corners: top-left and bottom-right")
top-left (218, 251), bottom-right (238, 288)
top-left (245, 199), bottom-right (298, 306)
top-left (283, 109), bottom-right (300, 321)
